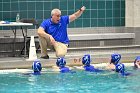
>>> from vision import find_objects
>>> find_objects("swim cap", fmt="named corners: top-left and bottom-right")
top-left (32, 59), bottom-right (42, 72)
top-left (115, 63), bottom-right (125, 74)
top-left (82, 54), bottom-right (91, 66)
top-left (134, 56), bottom-right (140, 68)
top-left (111, 53), bottom-right (121, 65)
top-left (116, 63), bottom-right (132, 76)
top-left (56, 57), bottom-right (66, 68)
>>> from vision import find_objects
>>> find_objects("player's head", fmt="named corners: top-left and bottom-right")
top-left (32, 59), bottom-right (42, 72)
top-left (110, 53), bottom-right (121, 65)
top-left (56, 57), bottom-right (66, 68)
top-left (116, 63), bottom-right (125, 74)
top-left (134, 56), bottom-right (140, 68)
top-left (82, 54), bottom-right (91, 66)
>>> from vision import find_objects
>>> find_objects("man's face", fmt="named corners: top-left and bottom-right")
top-left (52, 12), bottom-right (61, 24)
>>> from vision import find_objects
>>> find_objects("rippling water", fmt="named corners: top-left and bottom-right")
top-left (0, 67), bottom-right (140, 93)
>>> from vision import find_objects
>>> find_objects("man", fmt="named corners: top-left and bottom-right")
top-left (38, 6), bottom-right (86, 59)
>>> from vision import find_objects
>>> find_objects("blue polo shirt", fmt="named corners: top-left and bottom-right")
top-left (40, 16), bottom-right (69, 44)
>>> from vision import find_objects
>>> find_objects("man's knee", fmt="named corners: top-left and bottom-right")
top-left (54, 42), bottom-right (68, 57)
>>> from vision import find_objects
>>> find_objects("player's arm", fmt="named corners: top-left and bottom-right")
top-left (106, 63), bottom-right (115, 70)
top-left (73, 66), bottom-right (84, 70)
top-left (52, 66), bottom-right (60, 72)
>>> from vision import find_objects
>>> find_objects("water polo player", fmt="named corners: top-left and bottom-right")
top-left (110, 53), bottom-right (132, 76)
top-left (56, 57), bottom-right (72, 73)
top-left (134, 56), bottom-right (140, 69)
top-left (32, 59), bottom-right (42, 75)
top-left (82, 54), bottom-right (103, 72)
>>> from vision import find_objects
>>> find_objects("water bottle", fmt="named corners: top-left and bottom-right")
top-left (16, 13), bottom-right (20, 22)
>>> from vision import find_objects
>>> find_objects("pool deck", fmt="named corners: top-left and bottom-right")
top-left (0, 52), bottom-right (136, 69)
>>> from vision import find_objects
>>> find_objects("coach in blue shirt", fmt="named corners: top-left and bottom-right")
top-left (37, 6), bottom-right (86, 59)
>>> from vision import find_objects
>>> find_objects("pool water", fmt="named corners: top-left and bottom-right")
top-left (0, 67), bottom-right (140, 93)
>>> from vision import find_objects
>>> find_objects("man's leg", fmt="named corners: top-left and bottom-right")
top-left (38, 35), bottom-right (51, 58)
top-left (54, 42), bottom-right (68, 57)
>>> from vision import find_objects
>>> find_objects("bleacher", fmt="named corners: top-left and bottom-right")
top-left (0, 27), bottom-right (140, 69)
top-left (0, 27), bottom-right (139, 59)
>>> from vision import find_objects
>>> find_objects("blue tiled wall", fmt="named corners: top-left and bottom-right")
top-left (0, 0), bottom-right (125, 28)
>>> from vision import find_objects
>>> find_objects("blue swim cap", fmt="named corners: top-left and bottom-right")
top-left (115, 63), bottom-right (125, 74)
top-left (134, 56), bottom-right (140, 68)
top-left (111, 53), bottom-right (121, 65)
top-left (135, 56), bottom-right (140, 60)
top-left (82, 54), bottom-right (91, 66)
top-left (32, 59), bottom-right (42, 72)
top-left (115, 63), bottom-right (132, 76)
top-left (56, 57), bottom-right (66, 68)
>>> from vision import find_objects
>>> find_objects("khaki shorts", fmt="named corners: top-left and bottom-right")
top-left (39, 35), bottom-right (68, 57)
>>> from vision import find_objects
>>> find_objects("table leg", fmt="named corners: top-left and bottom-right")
top-left (24, 27), bottom-right (27, 58)
top-left (12, 27), bottom-right (16, 57)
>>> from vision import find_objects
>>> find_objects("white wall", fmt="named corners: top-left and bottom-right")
top-left (126, 0), bottom-right (140, 27)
